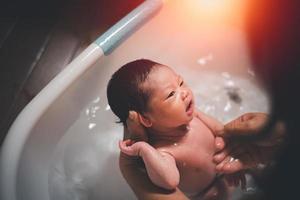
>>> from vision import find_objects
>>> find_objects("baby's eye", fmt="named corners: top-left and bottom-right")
top-left (180, 81), bottom-right (184, 86)
top-left (167, 91), bottom-right (175, 99)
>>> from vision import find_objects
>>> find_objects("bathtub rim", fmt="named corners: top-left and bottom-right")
top-left (0, 43), bottom-right (104, 200)
top-left (0, 1), bottom-right (164, 199)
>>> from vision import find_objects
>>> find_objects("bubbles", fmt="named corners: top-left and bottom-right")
top-left (197, 53), bottom-right (213, 66)
top-left (224, 101), bottom-right (232, 112)
top-left (230, 174), bottom-right (262, 200)
top-left (221, 72), bottom-right (231, 79)
top-left (105, 104), bottom-right (111, 111)
top-left (48, 69), bottom-right (269, 200)
top-left (88, 123), bottom-right (96, 130)
top-left (48, 95), bottom-right (134, 200)
top-left (93, 97), bottom-right (100, 103)
top-left (85, 97), bottom-right (103, 132)
top-left (192, 71), bottom-right (270, 123)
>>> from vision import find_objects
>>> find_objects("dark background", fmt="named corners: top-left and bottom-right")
top-left (1, 1), bottom-right (300, 199)
top-left (0, 0), bottom-right (143, 144)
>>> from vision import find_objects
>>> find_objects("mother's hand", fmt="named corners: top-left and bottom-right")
top-left (216, 113), bottom-right (269, 137)
top-left (213, 113), bottom-right (285, 174)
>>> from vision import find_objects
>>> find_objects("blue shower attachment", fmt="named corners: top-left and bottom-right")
top-left (0, 1), bottom-right (163, 200)
top-left (95, 0), bottom-right (163, 55)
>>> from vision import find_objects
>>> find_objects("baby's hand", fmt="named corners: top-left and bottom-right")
top-left (119, 139), bottom-right (148, 157)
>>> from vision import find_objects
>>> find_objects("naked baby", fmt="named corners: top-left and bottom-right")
top-left (107, 59), bottom-right (238, 199)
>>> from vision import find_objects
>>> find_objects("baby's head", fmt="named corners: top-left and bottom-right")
top-left (107, 59), bottom-right (195, 131)
top-left (107, 59), bottom-right (160, 126)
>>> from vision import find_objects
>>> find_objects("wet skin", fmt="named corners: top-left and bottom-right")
top-left (119, 66), bottom-right (224, 195)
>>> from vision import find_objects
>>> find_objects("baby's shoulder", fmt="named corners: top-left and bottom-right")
top-left (152, 141), bottom-right (173, 152)
top-left (190, 113), bottom-right (206, 127)
top-left (193, 109), bottom-right (205, 120)
top-left (153, 142), bottom-right (180, 157)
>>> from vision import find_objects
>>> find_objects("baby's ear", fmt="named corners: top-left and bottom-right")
top-left (137, 113), bottom-right (152, 128)
top-left (126, 111), bottom-right (149, 141)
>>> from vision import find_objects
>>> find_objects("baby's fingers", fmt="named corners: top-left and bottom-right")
top-left (119, 140), bottom-right (137, 156)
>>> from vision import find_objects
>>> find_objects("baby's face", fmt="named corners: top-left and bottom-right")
top-left (143, 65), bottom-right (195, 130)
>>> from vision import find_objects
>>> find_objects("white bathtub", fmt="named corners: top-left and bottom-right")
top-left (0, 0), bottom-right (269, 199)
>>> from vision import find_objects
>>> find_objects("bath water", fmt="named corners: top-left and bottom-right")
top-left (48, 69), bottom-right (269, 200)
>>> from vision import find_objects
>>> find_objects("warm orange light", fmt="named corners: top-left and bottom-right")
top-left (181, 0), bottom-right (246, 26)
top-left (195, 0), bottom-right (228, 12)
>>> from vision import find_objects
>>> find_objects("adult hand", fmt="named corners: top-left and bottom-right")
top-left (213, 113), bottom-right (285, 174)
top-left (216, 112), bottom-right (268, 137)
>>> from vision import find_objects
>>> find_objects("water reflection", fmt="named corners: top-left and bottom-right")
top-left (197, 53), bottom-right (213, 66)
top-left (49, 70), bottom-right (269, 199)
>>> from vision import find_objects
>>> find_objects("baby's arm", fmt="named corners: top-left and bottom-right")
top-left (195, 110), bottom-right (224, 134)
top-left (119, 139), bottom-right (180, 190)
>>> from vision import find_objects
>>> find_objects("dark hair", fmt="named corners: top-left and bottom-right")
top-left (107, 59), bottom-right (162, 126)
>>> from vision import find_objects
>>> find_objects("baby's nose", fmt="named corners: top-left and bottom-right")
top-left (181, 89), bottom-right (188, 99)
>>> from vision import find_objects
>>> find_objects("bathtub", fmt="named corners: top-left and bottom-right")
top-left (0, 0), bottom-right (269, 199)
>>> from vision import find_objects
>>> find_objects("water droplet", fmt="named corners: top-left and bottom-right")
top-left (246, 187), bottom-right (256, 193)
top-left (221, 72), bottom-right (231, 79)
top-left (197, 53), bottom-right (214, 66)
top-left (174, 143), bottom-right (178, 146)
top-left (91, 106), bottom-right (100, 114)
top-left (93, 97), bottom-right (100, 103)
top-left (88, 123), bottom-right (96, 129)
top-left (224, 102), bottom-right (232, 112)
top-left (197, 58), bottom-right (207, 65)
top-left (257, 163), bottom-right (266, 170)
top-left (225, 80), bottom-right (235, 87)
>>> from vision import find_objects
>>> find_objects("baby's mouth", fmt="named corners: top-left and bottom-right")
top-left (186, 99), bottom-right (193, 113)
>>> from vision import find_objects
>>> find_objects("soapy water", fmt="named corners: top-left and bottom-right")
top-left (48, 70), bottom-right (269, 200)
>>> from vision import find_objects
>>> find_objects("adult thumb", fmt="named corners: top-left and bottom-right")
top-left (223, 118), bottom-right (251, 136)
top-left (221, 113), bottom-right (268, 137)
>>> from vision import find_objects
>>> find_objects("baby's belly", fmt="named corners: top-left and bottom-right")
top-left (176, 118), bottom-right (217, 194)
top-left (178, 160), bottom-right (216, 195)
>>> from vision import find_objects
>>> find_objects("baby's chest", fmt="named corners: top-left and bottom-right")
top-left (171, 121), bottom-right (216, 170)
top-left (172, 144), bottom-right (217, 193)
top-left (179, 120), bottom-right (215, 157)
top-left (173, 142), bottom-right (212, 169)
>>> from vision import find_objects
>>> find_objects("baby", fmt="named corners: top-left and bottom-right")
top-left (107, 59), bottom-right (230, 198)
